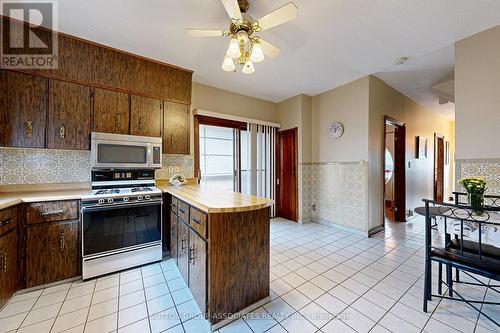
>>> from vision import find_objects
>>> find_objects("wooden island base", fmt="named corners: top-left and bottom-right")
top-left (164, 185), bottom-right (272, 330)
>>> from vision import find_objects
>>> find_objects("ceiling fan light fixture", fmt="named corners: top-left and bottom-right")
top-left (221, 56), bottom-right (236, 72)
top-left (236, 30), bottom-right (249, 45)
top-left (242, 60), bottom-right (255, 74)
top-left (227, 37), bottom-right (240, 58)
top-left (250, 40), bottom-right (264, 63)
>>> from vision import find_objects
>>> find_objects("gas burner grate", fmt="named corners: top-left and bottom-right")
top-left (131, 187), bottom-right (153, 192)
top-left (95, 189), bottom-right (120, 195)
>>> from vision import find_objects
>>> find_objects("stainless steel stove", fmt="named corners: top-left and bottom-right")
top-left (81, 169), bottom-right (163, 279)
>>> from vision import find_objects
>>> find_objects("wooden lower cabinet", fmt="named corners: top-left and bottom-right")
top-left (0, 229), bottom-right (18, 309)
top-left (26, 220), bottom-right (79, 288)
top-left (177, 220), bottom-right (190, 284)
top-left (189, 229), bottom-right (206, 313)
top-left (170, 211), bottom-right (178, 264)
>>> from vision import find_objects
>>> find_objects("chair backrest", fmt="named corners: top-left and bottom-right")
top-left (453, 191), bottom-right (500, 208)
top-left (423, 199), bottom-right (500, 261)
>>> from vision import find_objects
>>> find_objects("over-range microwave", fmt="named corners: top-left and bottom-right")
top-left (90, 132), bottom-right (162, 169)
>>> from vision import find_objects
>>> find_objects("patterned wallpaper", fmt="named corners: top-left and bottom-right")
top-left (301, 161), bottom-right (368, 232)
top-left (0, 147), bottom-right (194, 185)
top-left (456, 158), bottom-right (500, 195)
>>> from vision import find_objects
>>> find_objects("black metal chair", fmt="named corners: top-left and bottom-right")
top-left (422, 199), bottom-right (500, 328)
top-left (453, 191), bottom-right (500, 208)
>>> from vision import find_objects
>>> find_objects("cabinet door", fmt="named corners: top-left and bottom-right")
top-left (170, 211), bottom-right (178, 263)
top-left (48, 80), bottom-right (91, 150)
top-left (0, 70), bottom-right (47, 147)
top-left (92, 88), bottom-right (130, 135)
top-left (177, 221), bottom-right (190, 284)
top-left (163, 101), bottom-right (190, 155)
top-left (189, 230), bottom-right (206, 313)
top-left (26, 221), bottom-right (79, 287)
top-left (130, 95), bottom-right (162, 137)
top-left (0, 230), bottom-right (18, 309)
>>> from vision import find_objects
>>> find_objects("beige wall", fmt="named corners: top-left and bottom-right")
top-left (189, 82), bottom-right (279, 153)
top-left (368, 76), bottom-right (455, 230)
top-left (455, 25), bottom-right (500, 159)
top-left (311, 77), bottom-right (370, 163)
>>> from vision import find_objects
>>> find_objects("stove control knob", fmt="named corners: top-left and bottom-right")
top-left (123, 197), bottom-right (129, 202)
top-left (145, 195), bottom-right (151, 200)
top-left (107, 198), bottom-right (114, 204)
top-left (98, 199), bottom-right (105, 204)
top-left (137, 196), bottom-right (143, 201)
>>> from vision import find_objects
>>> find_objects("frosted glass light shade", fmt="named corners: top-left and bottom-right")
top-left (221, 57), bottom-right (235, 72)
top-left (250, 42), bottom-right (264, 63)
top-left (227, 38), bottom-right (240, 58)
top-left (242, 60), bottom-right (255, 74)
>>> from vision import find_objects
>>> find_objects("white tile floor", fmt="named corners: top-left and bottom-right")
top-left (1, 217), bottom-right (499, 333)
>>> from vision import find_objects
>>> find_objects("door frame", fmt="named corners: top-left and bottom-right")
top-left (433, 133), bottom-right (445, 202)
top-left (383, 116), bottom-right (406, 224)
top-left (276, 127), bottom-right (298, 222)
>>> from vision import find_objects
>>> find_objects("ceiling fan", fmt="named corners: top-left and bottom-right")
top-left (186, 0), bottom-right (298, 74)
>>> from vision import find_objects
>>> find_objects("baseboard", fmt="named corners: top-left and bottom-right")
top-left (309, 217), bottom-right (368, 237)
top-left (368, 225), bottom-right (385, 237)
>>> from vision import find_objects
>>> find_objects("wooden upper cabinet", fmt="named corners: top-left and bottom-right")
top-left (0, 70), bottom-right (47, 148)
top-left (130, 96), bottom-right (162, 137)
top-left (48, 80), bottom-right (91, 150)
top-left (92, 88), bottom-right (130, 135)
top-left (163, 101), bottom-right (190, 155)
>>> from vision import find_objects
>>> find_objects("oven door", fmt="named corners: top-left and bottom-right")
top-left (82, 201), bottom-right (162, 257)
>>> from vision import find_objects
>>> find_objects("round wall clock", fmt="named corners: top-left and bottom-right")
top-left (329, 122), bottom-right (344, 139)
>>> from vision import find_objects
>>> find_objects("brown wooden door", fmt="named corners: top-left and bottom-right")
top-left (0, 70), bottom-right (47, 148)
top-left (189, 229), bottom-right (206, 313)
top-left (130, 96), bottom-right (162, 137)
top-left (26, 221), bottom-right (79, 287)
top-left (393, 124), bottom-right (406, 222)
top-left (163, 101), bottom-right (190, 155)
top-left (170, 211), bottom-right (178, 263)
top-left (0, 230), bottom-right (18, 309)
top-left (48, 80), bottom-right (91, 150)
top-left (434, 136), bottom-right (445, 202)
top-left (92, 88), bottom-right (130, 135)
top-left (277, 128), bottom-right (298, 221)
top-left (177, 221), bottom-right (190, 284)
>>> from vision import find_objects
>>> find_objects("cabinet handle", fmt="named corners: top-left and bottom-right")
top-left (25, 121), bottom-right (33, 138)
top-left (59, 233), bottom-right (65, 252)
top-left (192, 217), bottom-right (201, 225)
top-left (59, 125), bottom-right (66, 139)
top-left (2, 252), bottom-right (6, 273)
top-left (171, 203), bottom-right (177, 209)
top-left (115, 115), bottom-right (121, 129)
top-left (181, 238), bottom-right (187, 250)
top-left (179, 208), bottom-right (186, 214)
top-left (0, 218), bottom-right (13, 227)
top-left (189, 245), bottom-right (195, 264)
top-left (138, 117), bottom-right (143, 130)
top-left (170, 136), bottom-right (174, 146)
top-left (41, 209), bottom-right (64, 216)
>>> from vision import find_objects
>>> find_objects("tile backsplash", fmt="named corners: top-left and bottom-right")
top-left (0, 147), bottom-right (194, 185)
top-left (301, 161), bottom-right (368, 232)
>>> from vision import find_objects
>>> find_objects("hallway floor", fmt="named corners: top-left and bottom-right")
top-left (0, 218), bottom-right (498, 333)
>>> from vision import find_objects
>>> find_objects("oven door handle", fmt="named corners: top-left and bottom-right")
top-left (81, 201), bottom-right (162, 213)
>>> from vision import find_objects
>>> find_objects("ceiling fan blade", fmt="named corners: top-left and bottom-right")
top-left (186, 29), bottom-right (226, 37)
top-left (256, 2), bottom-right (298, 31)
top-left (259, 38), bottom-right (280, 58)
top-left (220, 0), bottom-right (243, 20)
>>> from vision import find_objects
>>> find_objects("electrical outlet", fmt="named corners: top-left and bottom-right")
top-left (312, 204), bottom-right (316, 212)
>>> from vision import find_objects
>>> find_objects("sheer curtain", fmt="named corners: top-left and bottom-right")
top-left (242, 123), bottom-right (277, 217)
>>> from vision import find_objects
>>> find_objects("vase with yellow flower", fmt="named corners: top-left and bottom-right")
top-left (458, 176), bottom-right (487, 215)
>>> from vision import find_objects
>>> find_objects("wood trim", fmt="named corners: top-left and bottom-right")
top-left (433, 133), bottom-right (445, 202)
top-left (0, 15), bottom-right (193, 74)
top-left (196, 115), bottom-right (247, 130)
top-left (368, 225), bottom-right (385, 237)
top-left (383, 116), bottom-right (406, 223)
top-left (194, 116), bottom-right (200, 178)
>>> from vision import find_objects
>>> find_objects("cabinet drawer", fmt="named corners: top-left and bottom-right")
top-left (26, 200), bottom-right (79, 225)
top-left (170, 196), bottom-right (178, 215)
top-left (0, 206), bottom-right (17, 235)
top-left (189, 207), bottom-right (207, 239)
top-left (178, 200), bottom-right (189, 223)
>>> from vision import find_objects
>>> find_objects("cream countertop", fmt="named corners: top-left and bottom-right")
top-left (0, 183), bottom-right (90, 210)
top-left (158, 183), bottom-right (273, 213)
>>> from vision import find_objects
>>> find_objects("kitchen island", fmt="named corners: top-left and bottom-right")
top-left (159, 184), bottom-right (272, 329)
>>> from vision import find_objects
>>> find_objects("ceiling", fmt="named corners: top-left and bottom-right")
top-left (41, 1), bottom-right (500, 104)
